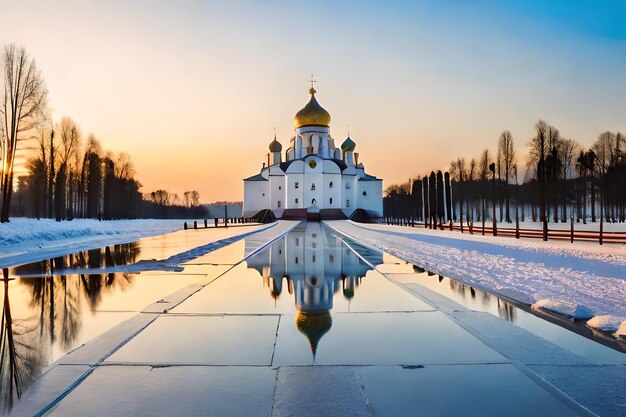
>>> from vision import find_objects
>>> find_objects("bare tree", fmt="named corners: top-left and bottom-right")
top-left (498, 130), bottom-right (516, 222)
top-left (559, 138), bottom-right (580, 220)
top-left (528, 120), bottom-right (548, 226)
top-left (0, 45), bottom-right (47, 222)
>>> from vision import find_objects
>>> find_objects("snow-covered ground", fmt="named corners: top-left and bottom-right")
top-left (325, 220), bottom-right (626, 339)
top-left (0, 218), bottom-right (186, 268)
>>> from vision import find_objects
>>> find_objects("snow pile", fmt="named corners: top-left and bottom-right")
top-left (531, 299), bottom-right (594, 319)
top-left (0, 218), bottom-right (185, 267)
top-left (325, 220), bottom-right (626, 338)
top-left (586, 315), bottom-right (624, 332)
top-left (615, 322), bottom-right (626, 340)
top-left (0, 218), bottom-right (183, 246)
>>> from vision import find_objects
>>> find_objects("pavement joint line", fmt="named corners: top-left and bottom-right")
top-left (100, 362), bottom-right (274, 367)
top-left (270, 315), bottom-right (282, 367)
top-left (96, 362), bottom-right (517, 368)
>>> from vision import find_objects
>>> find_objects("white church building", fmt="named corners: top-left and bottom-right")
top-left (243, 85), bottom-right (382, 220)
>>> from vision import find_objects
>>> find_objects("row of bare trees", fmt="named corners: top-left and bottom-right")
top-left (384, 121), bottom-right (625, 224)
top-left (1, 44), bottom-right (205, 222)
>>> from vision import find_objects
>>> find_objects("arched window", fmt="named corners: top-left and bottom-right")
top-left (329, 181), bottom-right (334, 188)
top-left (362, 191), bottom-right (367, 196)
top-left (311, 183), bottom-right (316, 191)
top-left (346, 183), bottom-right (351, 189)
top-left (294, 182), bottom-right (299, 189)
top-left (312, 198), bottom-right (317, 205)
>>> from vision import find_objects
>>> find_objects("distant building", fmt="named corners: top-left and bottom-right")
top-left (243, 85), bottom-right (382, 220)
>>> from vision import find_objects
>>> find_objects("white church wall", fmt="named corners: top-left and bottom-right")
top-left (303, 156), bottom-right (324, 208)
top-left (269, 175), bottom-right (286, 210)
top-left (243, 180), bottom-right (270, 215)
top-left (341, 174), bottom-right (358, 216)
top-left (357, 180), bottom-right (383, 215)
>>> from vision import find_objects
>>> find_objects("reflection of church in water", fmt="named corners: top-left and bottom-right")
top-left (246, 223), bottom-right (382, 356)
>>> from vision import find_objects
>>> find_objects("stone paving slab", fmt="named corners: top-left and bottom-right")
top-left (141, 283), bottom-right (206, 313)
top-left (530, 364), bottom-right (626, 417)
top-left (273, 367), bottom-right (374, 417)
top-left (57, 313), bottom-right (158, 365)
top-left (330, 270), bottom-right (436, 313)
top-left (106, 315), bottom-right (280, 365)
top-left (273, 312), bottom-right (508, 366)
top-left (8, 365), bottom-right (92, 417)
top-left (171, 263), bottom-right (296, 314)
top-left (360, 364), bottom-right (583, 417)
top-left (42, 366), bottom-right (277, 417)
top-left (451, 310), bottom-right (592, 366)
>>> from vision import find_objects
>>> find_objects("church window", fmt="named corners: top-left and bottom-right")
top-left (329, 255), bottom-right (334, 262)
top-left (277, 201), bottom-right (281, 208)
top-left (346, 199), bottom-right (350, 207)
top-left (346, 183), bottom-right (351, 189)
top-left (295, 238), bottom-right (299, 246)
top-left (295, 256), bottom-right (299, 264)
top-left (311, 183), bottom-right (316, 191)
top-left (262, 193), bottom-right (265, 196)
top-left (278, 186), bottom-right (281, 190)
top-left (279, 249), bottom-right (282, 255)
top-left (312, 242), bottom-right (317, 248)
top-left (311, 198), bottom-right (316, 205)
top-left (362, 191), bottom-right (367, 196)
top-left (295, 198), bottom-right (299, 204)
top-left (312, 254), bottom-right (316, 262)
top-left (312, 233), bottom-right (317, 238)
top-left (329, 181), bottom-right (333, 188)
top-left (295, 182), bottom-right (299, 189)
top-left (329, 198), bottom-right (333, 205)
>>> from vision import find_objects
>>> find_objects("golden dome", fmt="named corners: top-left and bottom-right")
top-left (294, 88), bottom-right (331, 129)
top-left (295, 310), bottom-right (332, 358)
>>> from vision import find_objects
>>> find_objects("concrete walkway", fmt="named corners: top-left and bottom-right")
top-left (10, 221), bottom-right (617, 417)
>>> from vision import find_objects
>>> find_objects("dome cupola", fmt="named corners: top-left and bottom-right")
top-left (341, 137), bottom-right (356, 152)
top-left (294, 87), bottom-right (331, 129)
top-left (269, 136), bottom-right (282, 152)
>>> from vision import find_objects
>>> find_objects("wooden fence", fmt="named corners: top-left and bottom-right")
top-left (378, 217), bottom-right (626, 245)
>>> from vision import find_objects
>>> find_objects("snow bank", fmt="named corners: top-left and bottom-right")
top-left (615, 322), bottom-right (626, 340)
top-left (531, 299), bottom-right (594, 319)
top-left (0, 218), bottom-right (184, 268)
top-left (0, 218), bottom-right (182, 246)
top-left (324, 220), bottom-right (626, 339)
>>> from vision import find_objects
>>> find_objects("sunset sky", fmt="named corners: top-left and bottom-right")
top-left (1, 0), bottom-right (625, 202)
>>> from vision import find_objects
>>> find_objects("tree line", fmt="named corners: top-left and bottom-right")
top-left (384, 121), bottom-right (625, 225)
top-left (0, 44), bottom-right (204, 222)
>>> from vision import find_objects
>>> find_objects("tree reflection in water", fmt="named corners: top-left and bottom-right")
top-left (413, 264), bottom-right (516, 322)
top-left (1, 269), bottom-right (46, 414)
top-left (1, 242), bottom-right (140, 414)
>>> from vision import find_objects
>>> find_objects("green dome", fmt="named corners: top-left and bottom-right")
top-left (341, 137), bottom-right (356, 152)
